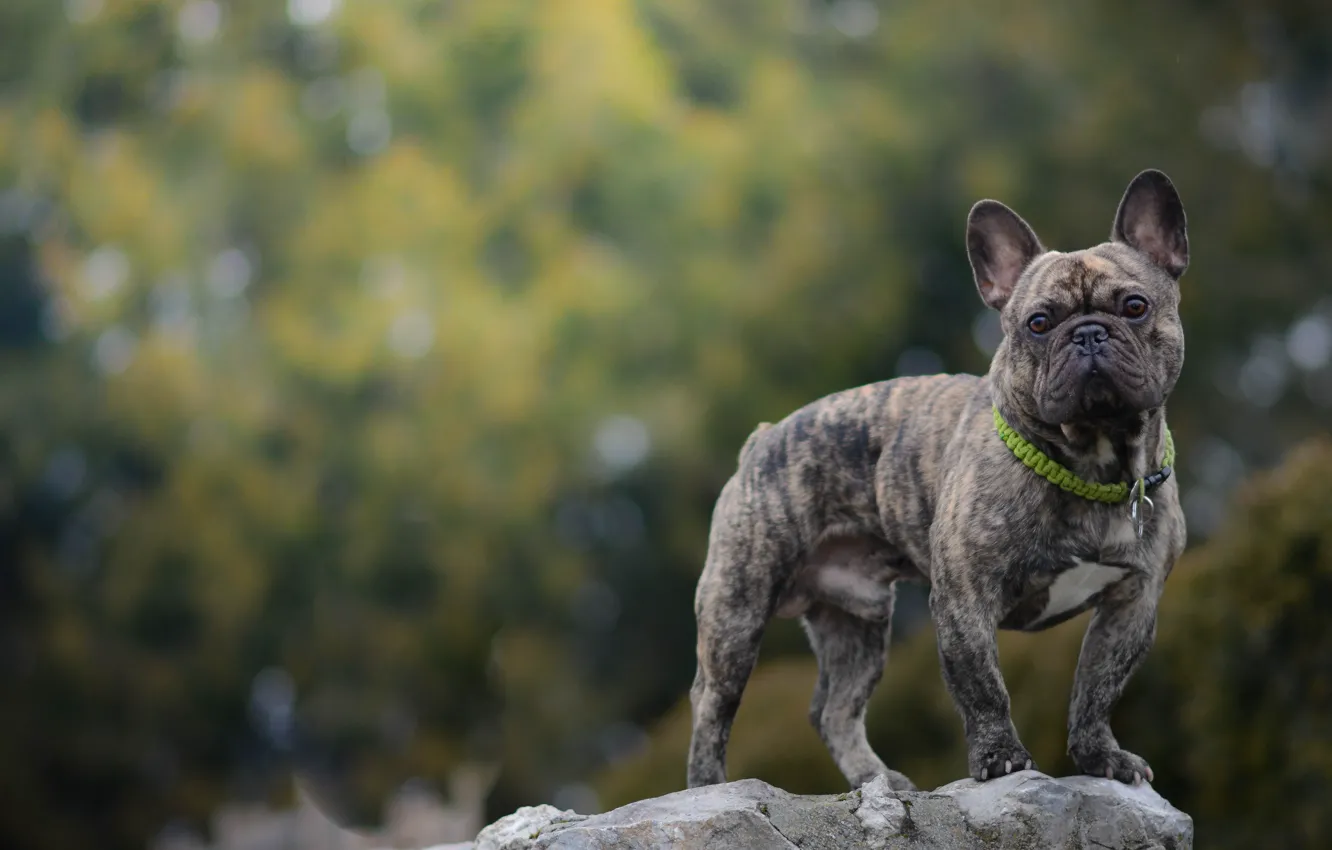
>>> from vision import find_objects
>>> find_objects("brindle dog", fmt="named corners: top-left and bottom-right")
top-left (687, 170), bottom-right (1189, 791)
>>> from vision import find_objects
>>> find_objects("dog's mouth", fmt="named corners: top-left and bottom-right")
top-left (1040, 351), bottom-right (1157, 425)
top-left (1075, 370), bottom-right (1126, 418)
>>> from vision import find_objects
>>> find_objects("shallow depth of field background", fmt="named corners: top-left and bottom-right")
top-left (1, 1), bottom-right (1331, 848)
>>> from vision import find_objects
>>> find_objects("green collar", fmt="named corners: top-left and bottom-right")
top-left (992, 406), bottom-right (1175, 505)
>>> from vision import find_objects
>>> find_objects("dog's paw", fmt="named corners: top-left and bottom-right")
top-left (1072, 745), bottom-right (1154, 786)
top-left (851, 768), bottom-right (917, 792)
top-left (882, 770), bottom-right (917, 792)
top-left (967, 741), bottom-right (1035, 782)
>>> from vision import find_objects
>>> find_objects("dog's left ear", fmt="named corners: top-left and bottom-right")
top-left (1111, 169), bottom-right (1189, 279)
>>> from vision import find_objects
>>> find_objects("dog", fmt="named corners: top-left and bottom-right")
top-left (686, 170), bottom-right (1189, 791)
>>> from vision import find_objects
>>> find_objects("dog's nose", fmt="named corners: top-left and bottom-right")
top-left (1071, 322), bottom-right (1109, 355)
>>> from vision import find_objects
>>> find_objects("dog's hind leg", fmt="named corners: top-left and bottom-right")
top-left (686, 539), bottom-right (774, 788)
top-left (803, 600), bottom-right (916, 791)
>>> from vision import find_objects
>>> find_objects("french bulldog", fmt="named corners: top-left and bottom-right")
top-left (686, 170), bottom-right (1189, 791)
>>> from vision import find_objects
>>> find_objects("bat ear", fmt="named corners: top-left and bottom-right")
top-left (966, 200), bottom-right (1044, 311)
top-left (1111, 169), bottom-right (1189, 279)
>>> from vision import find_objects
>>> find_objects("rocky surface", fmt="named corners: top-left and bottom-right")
top-left (429, 770), bottom-right (1192, 849)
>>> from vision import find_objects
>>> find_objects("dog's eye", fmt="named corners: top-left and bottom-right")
top-left (1123, 296), bottom-right (1149, 319)
top-left (1028, 314), bottom-right (1051, 335)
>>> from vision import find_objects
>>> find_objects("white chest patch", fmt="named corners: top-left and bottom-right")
top-left (1036, 560), bottom-right (1127, 624)
top-left (815, 564), bottom-right (885, 600)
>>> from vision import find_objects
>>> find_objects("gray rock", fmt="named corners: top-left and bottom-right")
top-left (854, 777), bottom-right (907, 838)
top-left (451, 772), bottom-right (1192, 850)
top-left (934, 771), bottom-right (1081, 847)
top-left (934, 771), bottom-right (1193, 849)
top-left (1062, 775), bottom-right (1194, 850)
top-left (537, 779), bottom-right (795, 849)
top-left (472, 805), bottom-right (587, 850)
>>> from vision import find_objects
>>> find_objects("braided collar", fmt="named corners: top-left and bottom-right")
top-left (992, 406), bottom-right (1175, 505)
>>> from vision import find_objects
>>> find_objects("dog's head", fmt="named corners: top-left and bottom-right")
top-left (967, 170), bottom-right (1189, 426)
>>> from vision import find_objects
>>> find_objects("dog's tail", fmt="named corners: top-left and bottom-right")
top-left (737, 421), bottom-right (773, 464)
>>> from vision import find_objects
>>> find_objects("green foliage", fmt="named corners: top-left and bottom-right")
top-left (0, 1), bottom-right (1329, 849)
top-left (599, 439), bottom-right (1332, 848)
top-left (1149, 439), bottom-right (1332, 847)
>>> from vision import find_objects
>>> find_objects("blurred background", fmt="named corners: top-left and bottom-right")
top-left (1, 0), bottom-right (1330, 848)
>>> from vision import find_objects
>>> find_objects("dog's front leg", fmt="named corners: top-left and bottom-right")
top-left (930, 571), bottom-right (1035, 781)
top-left (1067, 576), bottom-right (1158, 785)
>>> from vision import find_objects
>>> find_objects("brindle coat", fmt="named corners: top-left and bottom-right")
top-left (687, 170), bottom-right (1190, 791)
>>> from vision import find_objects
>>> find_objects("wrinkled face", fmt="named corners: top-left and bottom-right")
top-left (1001, 246), bottom-right (1184, 424)
top-left (965, 169), bottom-right (1190, 427)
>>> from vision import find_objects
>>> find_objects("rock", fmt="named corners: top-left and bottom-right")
top-left (450, 772), bottom-right (1192, 849)
top-left (933, 771), bottom-right (1193, 848)
top-left (535, 780), bottom-right (794, 849)
top-left (471, 805), bottom-right (586, 850)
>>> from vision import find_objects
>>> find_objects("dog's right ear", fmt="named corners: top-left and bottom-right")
top-left (966, 200), bottom-right (1044, 311)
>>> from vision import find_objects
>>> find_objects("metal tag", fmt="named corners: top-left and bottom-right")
top-left (1128, 479), bottom-right (1154, 539)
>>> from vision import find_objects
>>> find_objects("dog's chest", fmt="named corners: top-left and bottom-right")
top-left (1001, 558), bottom-right (1130, 632)
top-left (1042, 559), bottom-right (1126, 618)
top-left (999, 508), bottom-right (1142, 631)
